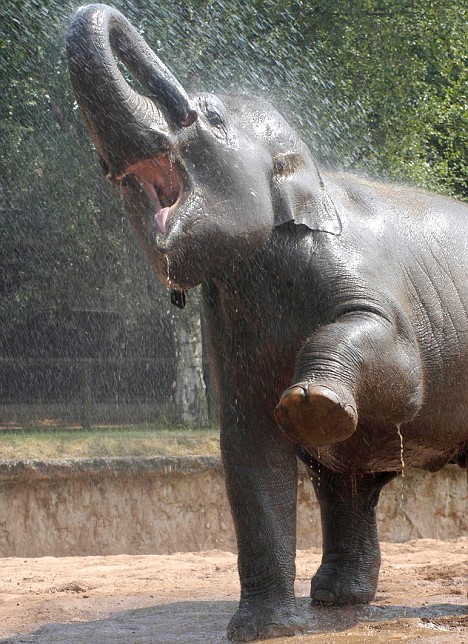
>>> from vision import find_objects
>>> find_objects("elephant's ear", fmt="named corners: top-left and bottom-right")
top-left (272, 153), bottom-right (341, 235)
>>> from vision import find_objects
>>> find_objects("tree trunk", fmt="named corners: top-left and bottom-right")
top-left (171, 287), bottom-right (209, 426)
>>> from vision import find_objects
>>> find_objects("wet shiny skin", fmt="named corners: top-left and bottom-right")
top-left (67, 5), bottom-right (468, 641)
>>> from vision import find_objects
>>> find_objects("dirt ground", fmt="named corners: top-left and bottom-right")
top-left (1, 538), bottom-right (466, 643)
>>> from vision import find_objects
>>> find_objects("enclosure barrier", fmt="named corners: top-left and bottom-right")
top-left (0, 457), bottom-right (465, 558)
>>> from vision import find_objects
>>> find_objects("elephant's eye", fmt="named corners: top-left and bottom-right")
top-left (198, 95), bottom-right (228, 136)
top-left (205, 107), bottom-right (224, 128)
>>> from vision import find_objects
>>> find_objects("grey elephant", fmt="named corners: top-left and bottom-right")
top-left (67, 5), bottom-right (468, 641)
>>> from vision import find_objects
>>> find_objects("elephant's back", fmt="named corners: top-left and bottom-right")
top-left (327, 171), bottom-right (468, 324)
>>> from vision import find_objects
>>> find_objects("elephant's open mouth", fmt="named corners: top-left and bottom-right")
top-left (119, 155), bottom-right (185, 235)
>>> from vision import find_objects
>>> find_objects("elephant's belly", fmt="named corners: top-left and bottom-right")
top-left (307, 414), bottom-right (468, 474)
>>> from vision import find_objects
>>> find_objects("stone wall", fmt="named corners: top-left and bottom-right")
top-left (0, 457), bottom-right (465, 557)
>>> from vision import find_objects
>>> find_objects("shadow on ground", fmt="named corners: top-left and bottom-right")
top-left (1, 598), bottom-right (466, 643)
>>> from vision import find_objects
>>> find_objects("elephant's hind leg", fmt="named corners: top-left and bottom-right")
top-left (306, 462), bottom-right (396, 605)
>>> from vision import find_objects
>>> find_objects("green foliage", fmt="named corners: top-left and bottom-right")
top-left (0, 0), bottom-right (168, 339)
top-left (0, 0), bottom-right (466, 341)
top-left (306, 0), bottom-right (468, 194)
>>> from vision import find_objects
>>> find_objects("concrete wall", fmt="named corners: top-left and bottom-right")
top-left (0, 457), bottom-right (465, 557)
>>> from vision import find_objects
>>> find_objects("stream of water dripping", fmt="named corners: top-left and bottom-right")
top-left (396, 423), bottom-right (406, 515)
top-left (316, 447), bottom-right (321, 488)
top-left (166, 256), bottom-right (172, 286)
top-left (396, 423), bottom-right (405, 477)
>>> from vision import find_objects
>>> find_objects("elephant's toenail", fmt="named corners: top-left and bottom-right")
top-left (312, 588), bottom-right (335, 604)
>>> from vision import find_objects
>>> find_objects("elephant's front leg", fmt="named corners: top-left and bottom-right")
top-left (221, 408), bottom-right (306, 641)
top-left (275, 311), bottom-right (423, 449)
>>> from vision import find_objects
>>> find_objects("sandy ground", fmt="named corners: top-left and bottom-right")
top-left (1, 538), bottom-right (466, 643)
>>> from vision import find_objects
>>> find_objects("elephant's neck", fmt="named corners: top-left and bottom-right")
top-left (204, 224), bottom-right (314, 325)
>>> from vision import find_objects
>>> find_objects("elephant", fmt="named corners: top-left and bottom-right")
top-left (67, 5), bottom-right (468, 641)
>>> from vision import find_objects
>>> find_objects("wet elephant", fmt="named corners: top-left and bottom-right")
top-left (67, 5), bottom-right (468, 641)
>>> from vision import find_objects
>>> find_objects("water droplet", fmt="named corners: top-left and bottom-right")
top-left (315, 452), bottom-right (321, 488)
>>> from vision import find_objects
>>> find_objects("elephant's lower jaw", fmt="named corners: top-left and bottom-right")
top-left (147, 242), bottom-right (208, 290)
top-left (274, 382), bottom-right (358, 449)
top-left (164, 255), bottom-right (204, 290)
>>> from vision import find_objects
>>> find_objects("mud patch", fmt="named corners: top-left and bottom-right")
top-left (47, 581), bottom-right (94, 595)
top-left (421, 614), bottom-right (468, 630)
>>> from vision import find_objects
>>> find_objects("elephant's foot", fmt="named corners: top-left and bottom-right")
top-left (275, 382), bottom-right (357, 448)
top-left (311, 553), bottom-right (379, 605)
top-left (228, 599), bottom-right (307, 641)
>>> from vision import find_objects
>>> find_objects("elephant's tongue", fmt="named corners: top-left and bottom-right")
top-left (156, 206), bottom-right (170, 234)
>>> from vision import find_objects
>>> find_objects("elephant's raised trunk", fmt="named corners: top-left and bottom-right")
top-left (67, 3), bottom-right (197, 174)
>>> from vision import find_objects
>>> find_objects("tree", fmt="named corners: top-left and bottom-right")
top-left (156, 0), bottom-right (467, 198)
top-left (0, 0), bottom-right (209, 426)
top-left (1, 0), bottom-right (466, 429)
top-left (172, 289), bottom-right (209, 426)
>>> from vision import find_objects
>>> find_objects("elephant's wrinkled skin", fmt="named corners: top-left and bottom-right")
top-left (67, 5), bottom-right (468, 640)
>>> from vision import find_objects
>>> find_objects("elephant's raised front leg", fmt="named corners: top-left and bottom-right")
top-left (306, 460), bottom-right (396, 605)
top-left (275, 311), bottom-right (423, 449)
top-left (221, 407), bottom-right (307, 641)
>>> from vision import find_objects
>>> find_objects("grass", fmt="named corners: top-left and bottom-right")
top-left (0, 424), bottom-right (220, 460)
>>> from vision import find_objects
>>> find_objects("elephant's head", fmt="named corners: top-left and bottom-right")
top-left (67, 4), bottom-right (340, 289)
